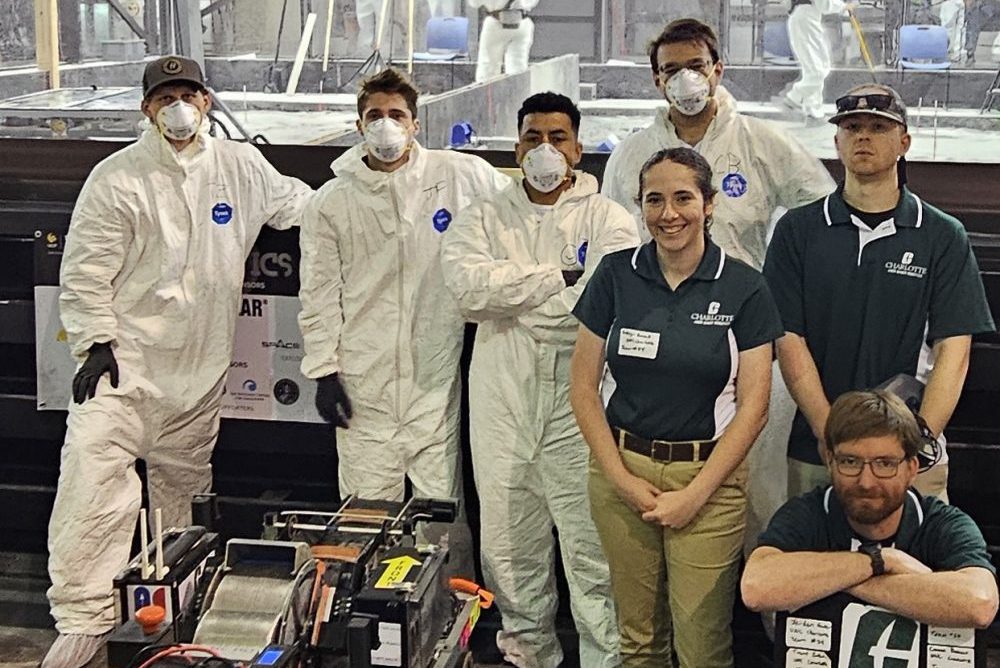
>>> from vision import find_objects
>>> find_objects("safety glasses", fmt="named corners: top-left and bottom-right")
top-left (834, 94), bottom-right (896, 114)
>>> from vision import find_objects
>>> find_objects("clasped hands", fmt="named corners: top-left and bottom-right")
top-left (612, 471), bottom-right (706, 530)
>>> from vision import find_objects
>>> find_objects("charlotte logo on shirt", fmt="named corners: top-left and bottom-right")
top-left (885, 250), bottom-right (927, 278)
top-left (691, 300), bottom-right (734, 326)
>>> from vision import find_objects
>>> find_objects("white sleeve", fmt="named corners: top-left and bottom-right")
top-left (441, 201), bottom-right (565, 322)
top-left (517, 200), bottom-right (640, 340)
top-left (815, 0), bottom-right (847, 15)
top-left (247, 147), bottom-right (313, 231)
top-left (59, 171), bottom-right (128, 361)
top-left (600, 144), bottom-right (631, 210)
top-left (297, 190), bottom-right (345, 379)
top-left (758, 125), bottom-right (836, 210)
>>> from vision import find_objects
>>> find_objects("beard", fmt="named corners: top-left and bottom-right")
top-left (839, 486), bottom-right (905, 525)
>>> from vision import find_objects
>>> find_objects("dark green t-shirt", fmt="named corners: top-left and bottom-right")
top-left (573, 238), bottom-right (783, 441)
top-left (758, 486), bottom-right (996, 574)
top-left (763, 186), bottom-right (995, 463)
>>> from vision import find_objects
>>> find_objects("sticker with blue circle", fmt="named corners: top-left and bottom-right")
top-left (577, 241), bottom-right (588, 266)
top-left (721, 173), bottom-right (747, 198)
top-left (432, 208), bottom-right (452, 233)
top-left (212, 202), bottom-right (233, 225)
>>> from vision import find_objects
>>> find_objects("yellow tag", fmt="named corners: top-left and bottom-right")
top-left (374, 555), bottom-right (422, 589)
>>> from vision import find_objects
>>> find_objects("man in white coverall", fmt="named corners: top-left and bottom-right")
top-left (43, 56), bottom-right (311, 668)
top-left (469, 0), bottom-right (539, 81)
top-left (297, 68), bottom-right (508, 577)
top-left (442, 92), bottom-right (637, 668)
top-left (785, 0), bottom-right (855, 119)
top-left (601, 18), bottom-right (835, 554)
top-left (355, 0), bottom-right (384, 51)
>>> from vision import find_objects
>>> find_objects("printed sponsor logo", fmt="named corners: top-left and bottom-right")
top-left (261, 339), bottom-right (301, 350)
top-left (248, 251), bottom-right (294, 279)
top-left (691, 301), bottom-right (733, 326)
top-left (240, 297), bottom-right (266, 317)
top-left (432, 208), bottom-right (452, 233)
top-left (273, 378), bottom-right (300, 406)
top-left (722, 172), bottom-right (748, 198)
top-left (885, 251), bottom-right (926, 278)
top-left (212, 202), bottom-right (233, 225)
top-left (837, 604), bottom-right (919, 668)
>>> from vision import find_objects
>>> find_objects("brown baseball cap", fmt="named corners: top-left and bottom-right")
top-left (142, 56), bottom-right (207, 97)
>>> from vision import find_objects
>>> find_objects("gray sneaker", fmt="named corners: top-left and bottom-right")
top-left (41, 632), bottom-right (111, 668)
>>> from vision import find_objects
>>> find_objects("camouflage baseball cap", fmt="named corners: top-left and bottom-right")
top-left (142, 56), bottom-right (206, 97)
top-left (829, 83), bottom-right (907, 128)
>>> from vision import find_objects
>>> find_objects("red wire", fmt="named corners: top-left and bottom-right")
top-left (135, 644), bottom-right (224, 668)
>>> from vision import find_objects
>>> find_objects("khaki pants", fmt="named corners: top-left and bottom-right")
top-left (786, 457), bottom-right (950, 502)
top-left (588, 452), bottom-right (748, 668)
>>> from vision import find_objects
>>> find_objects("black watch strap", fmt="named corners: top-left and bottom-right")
top-left (860, 543), bottom-right (885, 576)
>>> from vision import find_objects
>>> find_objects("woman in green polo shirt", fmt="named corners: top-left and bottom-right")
top-left (569, 147), bottom-right (783, 667)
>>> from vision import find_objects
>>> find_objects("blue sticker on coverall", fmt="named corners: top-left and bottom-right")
top-left (212, 202), bottom-right (234, 224)
top-left (577, 241), bottom-right (588, 265)
top-left (721, 173), bottom-right (747, 198)
top-left (433, 208), bottom-right (452, 232)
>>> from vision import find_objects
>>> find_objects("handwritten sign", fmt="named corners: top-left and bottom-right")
top-left (786, 647), bottom-right (832, 667)
top-left (786, 617), bottom-right (833, 652)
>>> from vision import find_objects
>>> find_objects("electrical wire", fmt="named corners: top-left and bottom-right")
top-left (135, 644), bottom-right (224, 668)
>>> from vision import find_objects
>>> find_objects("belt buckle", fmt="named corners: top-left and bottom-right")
top-left (651, 440), bottom-right (671, 462)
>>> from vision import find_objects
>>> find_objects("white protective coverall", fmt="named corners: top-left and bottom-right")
top-left (787, 0), bottom-right (847, 117)
top-left (441, 172), bottom-right (638, 668)
top-left (601, 85), bottom-right (835, 269)
top-left (601, 85), bottom-right (835, 553)
top-left (50, 128), bottom-right (311, 634)
top-left (939, 0), bottom-right (965, 61)
top-left (470, 0), bottom-right (540, 81)
top-left (355, 0), bottom-right (383, 50)
top-left (298, 141), bottom-right (508, 505)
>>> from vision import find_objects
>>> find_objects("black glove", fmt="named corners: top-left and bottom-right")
top-left (72, 341), bottom-right (119, 404)
top-left (315, 373), bottom-right (352, 428)
top-left (561, 269), bottom-right (584, 287)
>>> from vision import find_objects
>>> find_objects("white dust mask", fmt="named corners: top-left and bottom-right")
top-left (156, 100), bottom-right (202, 141)
top-left (666, 68), bottom-right (711, 116)
top-left (521, 143), bottom-right (569, 193)
top-left (364, 117), bottom-right (411, 163)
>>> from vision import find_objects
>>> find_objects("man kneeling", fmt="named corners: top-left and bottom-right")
top-left (741, 390), bottom-right (998, 629)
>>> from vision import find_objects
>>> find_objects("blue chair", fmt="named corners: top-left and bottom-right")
top-left (899, 24), bottom-right (951, 69)
top-left (413, 17), bottom-right (469, 61)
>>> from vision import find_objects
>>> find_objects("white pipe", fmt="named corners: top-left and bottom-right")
top-left (155, 508), bottom-right (165, 580)
top-left (322, 0), bottom-right (336, 72)
top-left (407, 0), bottom-right (414, 74)
top-left (932, 100), bottom-right (939, 160)
top-left (286, 12), bottom-right (318, 95)
top-left (140, 508), bottom-right (151, 580)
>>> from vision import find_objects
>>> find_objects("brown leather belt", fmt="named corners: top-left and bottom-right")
top-left (612, 427), bottom-right (717, 463)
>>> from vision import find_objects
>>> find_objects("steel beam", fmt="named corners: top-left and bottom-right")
top-left (106, 0), bottom-right (147, 41)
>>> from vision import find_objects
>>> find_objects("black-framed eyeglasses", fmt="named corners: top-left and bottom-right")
top-left (835, 94), bottom-right (896, 114)
top-left (833, 455), bottom-right (907, 479)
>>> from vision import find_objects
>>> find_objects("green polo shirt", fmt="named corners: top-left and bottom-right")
top-left (764, 186), bottom-right (995, 464)
top-left (757, 486), bottom-right (996, 574)
top-left (573, 238), bottom-right (783, 442)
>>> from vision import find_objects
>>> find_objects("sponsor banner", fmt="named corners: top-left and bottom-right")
top-left (33, 230), bottom-right (320, 422)
top-left (222, 294), bottom-right (320, 422)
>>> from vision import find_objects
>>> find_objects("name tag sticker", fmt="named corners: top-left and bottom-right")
top-left (618, 328), bottom-right (660, 359)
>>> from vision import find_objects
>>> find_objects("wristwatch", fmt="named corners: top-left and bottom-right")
top-left (859, 542), bottom-right (885, 576)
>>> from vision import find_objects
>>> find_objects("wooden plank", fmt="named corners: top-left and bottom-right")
top-left (33, 0), bottom-right (60, 89)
